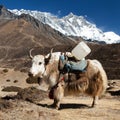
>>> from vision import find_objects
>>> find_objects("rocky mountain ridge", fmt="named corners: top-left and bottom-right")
top-left (0, 5), bottom-right (119, 79)
top-left (10, 9), bottom-right (120, 44)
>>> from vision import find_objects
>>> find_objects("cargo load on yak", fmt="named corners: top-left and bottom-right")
top-left (59, 41), bottom-right (91, 74)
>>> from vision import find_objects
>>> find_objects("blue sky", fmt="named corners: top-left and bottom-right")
top-left (0, 0), bottom-right (120, 35)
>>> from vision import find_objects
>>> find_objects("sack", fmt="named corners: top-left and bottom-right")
top-left (70, 59), bottom-right (87, 71)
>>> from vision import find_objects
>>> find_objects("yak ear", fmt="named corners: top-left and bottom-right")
top-left (45, 48), bottom-right (53, 65)
top-left (29, 48), bottom-right (34, 59)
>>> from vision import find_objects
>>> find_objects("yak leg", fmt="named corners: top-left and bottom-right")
top-left (51, 98), bottom-right (61, 109)
top-left (53, 82), bottom-right (64, 110)
top-left (53, 99), bottom-right (61, 110)
top-left (92, 96), bottom-right (98, 107)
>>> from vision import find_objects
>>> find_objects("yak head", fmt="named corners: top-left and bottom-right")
top-left (28, 48), bottom-right (53, 78)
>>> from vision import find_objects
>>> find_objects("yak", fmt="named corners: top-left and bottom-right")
top-left (28, 49), bottom-right (108, 109)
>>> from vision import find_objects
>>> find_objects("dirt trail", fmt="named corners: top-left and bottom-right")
top-left (39, 96), bottom-right (120, 120)
top-left (0, 96), bottom-right (120, 120)
top-left (0, 68), bottom-right (120, 120)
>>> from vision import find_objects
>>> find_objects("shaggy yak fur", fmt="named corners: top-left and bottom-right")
top-left (29, 51), bottom-right (108, 110)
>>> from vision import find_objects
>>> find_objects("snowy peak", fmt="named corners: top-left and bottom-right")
top-left (10, 9), bottom-right (120, 44)
top-left (104, 32), bottom-right (120, 40)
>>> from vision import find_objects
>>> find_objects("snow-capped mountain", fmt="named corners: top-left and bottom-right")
top-left (10, 9), bottom-right (120, 44)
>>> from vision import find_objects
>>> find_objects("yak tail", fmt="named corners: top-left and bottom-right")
top-left (98, 68), bottom-right (108, 95)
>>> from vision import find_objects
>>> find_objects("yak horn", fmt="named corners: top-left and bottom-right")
top-left (49, 48), bottom-right (53, 58)
top-left (50, 48), bottom-right (53, 54)
top-left (47, 48), bottom-right (53, 59)
top-left (45, 48), bottom-right (53, 65)
top-left (29, 48), bottom-right (34, 59)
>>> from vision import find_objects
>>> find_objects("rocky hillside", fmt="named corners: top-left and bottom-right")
top-left (10, 9), bottom-right (120, 44)
top-left (0, 5), bottom-right (76, 67)
top-left (0, 5), bottom-right (120, 79)
top-left (87, 43), bottom-right (120, 79)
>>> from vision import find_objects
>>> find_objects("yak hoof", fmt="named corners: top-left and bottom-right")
top-left (55, 106), bottom-right (60, 110)
top-left (49, 103), bottom-right (56, 108)
top-left (91, 103), bottom-right (97, 108)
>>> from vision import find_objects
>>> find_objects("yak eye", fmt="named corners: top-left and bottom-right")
top-left (39, 62), bottom-right (42, 65)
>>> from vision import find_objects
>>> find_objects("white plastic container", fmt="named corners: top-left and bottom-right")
top-left (71, 41), bottom-right (91, 60)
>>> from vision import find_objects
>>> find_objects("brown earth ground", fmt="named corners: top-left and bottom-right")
top-left (0, 68), bottom-right (120, 120)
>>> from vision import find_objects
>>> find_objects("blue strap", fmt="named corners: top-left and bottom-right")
top-left (60, 55), bottom-right (65, 62)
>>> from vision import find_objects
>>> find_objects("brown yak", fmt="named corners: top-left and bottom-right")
top-left (28, 49), bottom-right (108, 109)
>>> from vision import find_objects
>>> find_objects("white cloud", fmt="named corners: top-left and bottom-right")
top-left (58, 10), bottom-right (61, 14)
top-left (57, 10), bottom-right (61, 17)
top-left (99, 26), bottom-right (106, 32)
top-left (84, 15), bottom-right (87, 18)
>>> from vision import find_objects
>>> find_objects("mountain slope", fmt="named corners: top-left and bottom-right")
top-left (0, 6), bottom-right (120, 79)
top-left (0, 7), bottom-right (76, 68)
top-left (10, 9), bottom-right (120, 44)
top-left (0, 17), bottom-right (76, 57)
top-left (0, 5), bottom-right (16, 19)
top-left (87, 43), bottom-right (120, 79)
